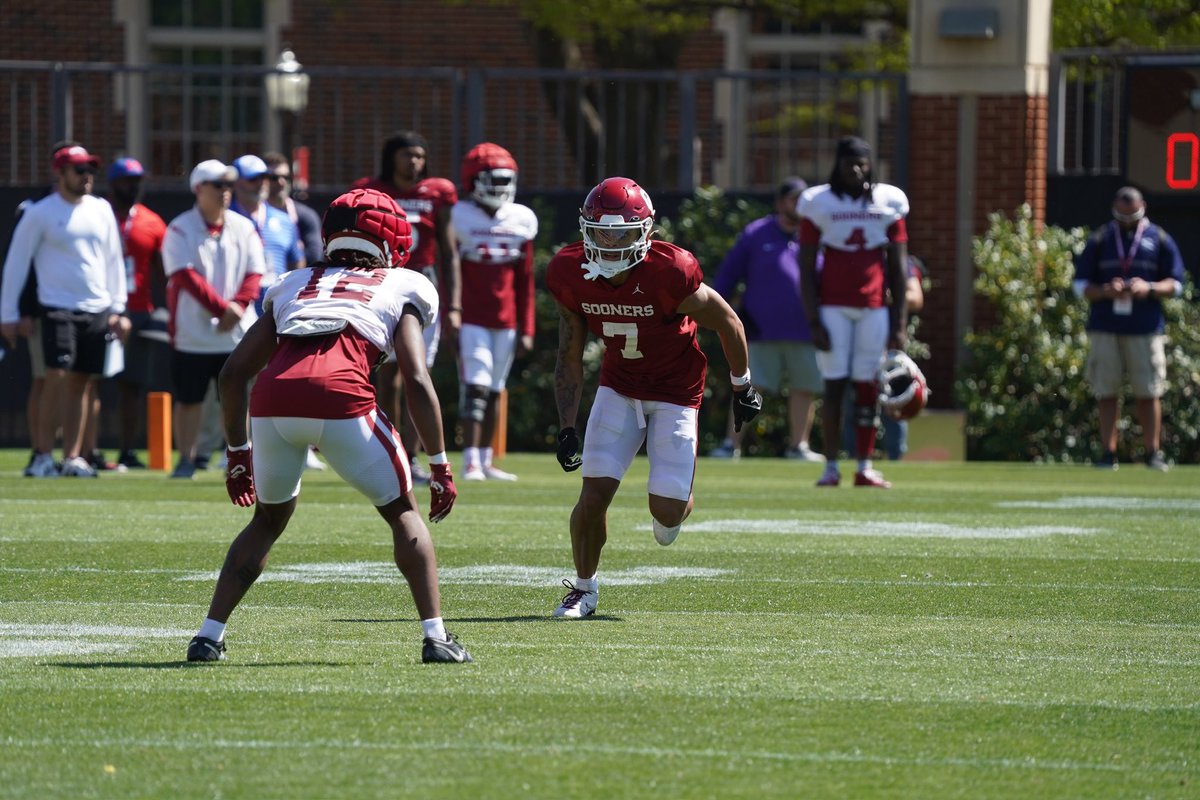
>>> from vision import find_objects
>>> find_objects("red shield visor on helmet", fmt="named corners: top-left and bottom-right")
top-left (322, 189), bottom-right (412, 268)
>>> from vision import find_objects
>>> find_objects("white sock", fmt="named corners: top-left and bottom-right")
top-left (463, 447), bottom-right (480, 470)
top-left (825, 459), bottom-right (840, 475)
top-left (198, 618), bottom-right (226, 642)
top-left (421, 617), bottom-right (447, 641)
top-left (574, 574), bottom-right (598, 593)
top-left (858, 458), bottom-right (872, 472)
top-left (482, 446), bottom-right (494, 467)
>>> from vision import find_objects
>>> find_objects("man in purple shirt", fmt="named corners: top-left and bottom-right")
top-left (710, 177), bottom-right (824, 462)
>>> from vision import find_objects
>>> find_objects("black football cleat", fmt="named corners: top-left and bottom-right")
top-left (422, 632), bottom-right (473, 663)
top-left (187, 636), bottom-right (226, 662)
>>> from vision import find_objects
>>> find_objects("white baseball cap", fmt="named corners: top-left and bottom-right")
top-left (189, 159), bottom-right (237, 191)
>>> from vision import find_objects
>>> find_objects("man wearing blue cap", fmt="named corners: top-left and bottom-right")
top-left (231, 154), bottom-right (304, 306)
top-left (105, 157), bottom-right (168, 469)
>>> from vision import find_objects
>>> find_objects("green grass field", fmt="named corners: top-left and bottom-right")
top-left (1, 450), bottom-right (1198, 799)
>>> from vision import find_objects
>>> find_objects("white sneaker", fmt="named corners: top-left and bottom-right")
top-left (552, 580), bottom-right (597, 618)
top-left (483, 464), bottom-right (518, 481)
top-left (60, 456), bottom-right (98, 478)
top-left (786, 443), bottom-right (826, 463)
top-left (652, 519), bottom-right (681, 546)
top-left (463, 465), bottom-right (486, 481)
top-left (24, 452), bottom-right (59, 478)
top-left (304, 448), bottom-right (327, 471)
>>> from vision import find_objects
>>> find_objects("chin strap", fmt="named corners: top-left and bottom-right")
top-left (581, 260), bottom-right (606, 281)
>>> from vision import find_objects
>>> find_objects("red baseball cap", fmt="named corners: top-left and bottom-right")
top-left (52, 145), bottom-right (100, 171)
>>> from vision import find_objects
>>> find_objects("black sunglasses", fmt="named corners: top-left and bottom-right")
top-left (72, 165), bottom-right (97, 176)
top-left (205, 180), bottom-right (233, 190)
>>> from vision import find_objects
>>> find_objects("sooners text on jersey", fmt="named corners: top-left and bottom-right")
top-left (798, 182), bottom-right (908, 308)
top-left (352, 176), bottom-right (457, 271)
top-left (547, 240), bottom-right (707, 407)
top-left (452, 200), bottom-right (538, 333)
top-left (251, 265), bottom-right (439, 420)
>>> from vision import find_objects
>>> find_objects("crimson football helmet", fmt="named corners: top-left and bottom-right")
top-left (877, 350), bottom-right (929, 420)
top-left (322, 188), bottom-right (412, 268)
top-left (579, 177), bottom-right (655, 279)
top-left (461, 142), bottom-right (518, 211)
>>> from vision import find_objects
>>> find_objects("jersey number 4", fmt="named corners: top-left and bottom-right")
top-left (842, 227), bottom-right (867, 251)
top-left (602, 321), bottom-right (643, 360)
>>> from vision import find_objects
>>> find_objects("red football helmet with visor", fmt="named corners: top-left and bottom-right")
top-left (460, 142), bottom-right (518, 211)
top-left (877, 350), bottom-right (929, 420)
top-left (322, 188), bottom-right (412, 268)
top-left (579, 177), bottom-right (655, 279)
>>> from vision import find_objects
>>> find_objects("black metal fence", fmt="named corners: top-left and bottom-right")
top-left (0, 60), bottom-right (907, 194)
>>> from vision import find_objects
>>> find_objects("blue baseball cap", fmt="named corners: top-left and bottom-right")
top-left (108, 157), bottom-right (145, 181)
top-left (233, 154), bottom-right (269, 179)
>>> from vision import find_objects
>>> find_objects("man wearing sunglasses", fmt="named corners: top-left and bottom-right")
top-left (1, 142), bottom-right (129, 478)
top-left (161, 159), bottom-right (266, 479)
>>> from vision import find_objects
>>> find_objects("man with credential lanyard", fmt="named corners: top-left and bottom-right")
top-left (1072, 186), bottom-right (1184, 471)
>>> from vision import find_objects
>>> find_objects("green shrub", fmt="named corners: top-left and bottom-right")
top-left (956, 204), bottom-right (1200, 464)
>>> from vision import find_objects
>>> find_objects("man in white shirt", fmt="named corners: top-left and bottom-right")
top-left (1, 143), bottom-right (129, 478)
top-left (162, 160), bottom-right (266, 478)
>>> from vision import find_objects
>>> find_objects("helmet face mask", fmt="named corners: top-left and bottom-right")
top-left (472, 168), bottom-right (517, 210)
top-left (461, 143), bottom-right (518, 212)
top-left (877, 350), bottom-right (928, 420)
top-left (322, 188), bottom-right (412, 268)
top-left (579, 177), bottom-right (655, 280)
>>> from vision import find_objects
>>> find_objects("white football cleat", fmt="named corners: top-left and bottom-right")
top-left (304, 448), bottom-right (327, 471)
top-left (552, 580), bottom-right (597, 618)
top-left (24, 452), bottom-right (59, 478)
top-left (652, 519), bottom-right (681, 546)
top-left (60, 456), bottom-right (98, 478)
top-left (463, 465), bottom-right (486, 481)
top-left (483, 464), bottom-right (518, 482)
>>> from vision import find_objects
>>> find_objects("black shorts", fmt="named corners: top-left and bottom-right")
top-left (118, 312), bottom-right (172, 392)
top-left (41, 308), bottom-right (109, 375)
top-left (171, 350), bottom-right (230, 404)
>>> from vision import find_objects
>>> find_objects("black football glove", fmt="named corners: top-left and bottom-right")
top-left (732, 386), bottom-right (763, 433)
top-left (556, 427), bottom-right (582, 472)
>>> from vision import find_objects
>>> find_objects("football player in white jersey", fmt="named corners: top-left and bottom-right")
top-left (798, 135), bottom-right (909, 488)
top-left (186, 188), bottom-right (472, 665)
top-left (452, 143), bottom-right (538, 481)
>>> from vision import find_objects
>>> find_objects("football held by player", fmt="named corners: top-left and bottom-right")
top-left (186, 188), bottom-right (471, 665)
top-left (799, 135), bottom-right (909, 489)
top-left (546, 177), bottom-right (761, 619)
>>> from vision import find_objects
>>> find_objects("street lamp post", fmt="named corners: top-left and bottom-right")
top-left (264, 48), bottom-right (310, 174)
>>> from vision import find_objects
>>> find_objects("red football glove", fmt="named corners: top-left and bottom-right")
top-left (225, 446), bottom-right (255, 507)
top-left (428, 463), bottom-right (457, 523)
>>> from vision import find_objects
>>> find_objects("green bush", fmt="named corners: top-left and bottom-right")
top-left (956, 204), bottom-right (1200, 464)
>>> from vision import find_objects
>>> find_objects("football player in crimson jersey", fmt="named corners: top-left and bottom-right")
top-left (546, 177), bottom-right (761, 619)
top-left (799, 135), bottom-right (909, 489)
top-left (186, 188), bottom-right (471, 665)
top-left (354, 130), bottom-right (462, 483)
top-left (452, 142), bottom-right (537, 482)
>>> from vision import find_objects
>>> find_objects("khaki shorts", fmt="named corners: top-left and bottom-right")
top-left (749, 340), bottom-right (823, 395)
top-left (1086, 332), bottom-right (1166, 399)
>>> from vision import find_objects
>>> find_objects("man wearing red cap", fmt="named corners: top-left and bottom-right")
top-left (1, 142), bottom-right (129, 478)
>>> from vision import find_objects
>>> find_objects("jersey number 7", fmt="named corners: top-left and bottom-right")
top-left (602, 321), bottom-right (643, 359)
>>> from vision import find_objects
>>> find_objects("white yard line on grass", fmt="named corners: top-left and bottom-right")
top-left (1, 735), bottom-right (1187, 775)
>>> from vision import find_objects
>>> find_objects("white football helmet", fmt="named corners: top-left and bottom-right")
top-left (877, 350), bottom-right (929, 420)
top-left (461, 142), bottom-right (518, 211)
top-left (579, 177), bottom-right (655, 280)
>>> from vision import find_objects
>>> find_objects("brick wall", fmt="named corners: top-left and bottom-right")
top-left (908, 93), bottom-right (1048, 404)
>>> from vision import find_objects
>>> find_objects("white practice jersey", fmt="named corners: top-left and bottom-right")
top-left (264, 264), bottom-right (439, 358)
top-left (451, 200), bottom-right (538, 265)
top-left (797, 182), bottom-right (909, 254)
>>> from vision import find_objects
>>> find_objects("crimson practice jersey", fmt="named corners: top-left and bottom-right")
top-left (352, 176), bottom-right (457, 270)
top-left (250, 266), bottom-right (439, 420)
top-left (547, 240), bottom-right (706, 407)
top-left (798, 183), bottom-right (908, 308)
top-left (452, 200), bottom-right (538, 335)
